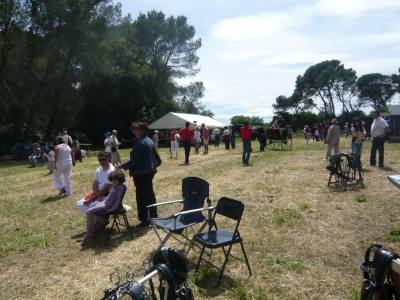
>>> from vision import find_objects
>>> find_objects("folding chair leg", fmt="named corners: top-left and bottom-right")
top-left (195, 246), bottom-right (206, 272)
top-left (217, 244), bottom-right (233, 286)
top-left (114, 216), bottom-right (121, 233)
top-left (240, 240), bottom-right (252, 276)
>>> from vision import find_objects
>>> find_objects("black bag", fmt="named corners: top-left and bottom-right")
top-left (360, 244), bottom-right (399, 300)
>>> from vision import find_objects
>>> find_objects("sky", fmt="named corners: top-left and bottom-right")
top-left (119, 0), bottom-right (400, 124)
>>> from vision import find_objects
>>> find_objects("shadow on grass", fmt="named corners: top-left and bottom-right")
top-left (77, 226), bottom-right (151, 253)
top-left (41, 195), bottom-right (66, 203)
top-left (328, 182), bottom-right (365, 193)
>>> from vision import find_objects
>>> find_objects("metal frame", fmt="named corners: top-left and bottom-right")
top-left (327, 152), bottom-right (364, 188)
top-left (194, 201), bottom-right (252, 287)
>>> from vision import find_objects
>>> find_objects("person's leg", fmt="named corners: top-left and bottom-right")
top-left (144, 173), bottom-right (157, 219)
top-left (370, 138), bottom-right (378, 166)
top-left (378, 138), bottom-right (384, 167)
top-left (63, 163), bottom-right (72, 196)
top-left (185, 142), bottom-right (190, 163)
top-left (333, 143), bottom-right (339, 156)
top-left (170, 143), bottom-right (173, 158)
top-left (53, 166), bottom-right (64, 192)
top-left (326, 144), bottom-right (333, 160)
top-left (134, 176), bottom-right (148, 223)
top-left (242, 141), bottom-right (246, 164)
top-left (246, 141), bottom-right (251, 163)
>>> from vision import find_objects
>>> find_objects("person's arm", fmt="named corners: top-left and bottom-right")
top-left (326, 127), bottom-right (332, 143)
top-left (92, 179), bottom-right (99, 193)
top-left (95, 183), bottom-right (112, 197)
top-left (53, 147), bottom-right (59, 169)
top-left (120, 144), bottom-right (143, 170)
top-left (351, 127), bottom-right (357, 138)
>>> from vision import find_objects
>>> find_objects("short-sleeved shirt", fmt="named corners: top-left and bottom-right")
top-left (202, 127), bottom-right (209, 139)
top-left (56, 144), bottom-right (72, 163)
top-left (169, 130), bottom-right (178, 141)
top-left (370, 117), bottom-right (388, 138)
top-left (95, 164), bottom-right (115, 190)
top-left (240, 126), bottom-right (252, 141)
top-left (180, 127), bottom-right (193, 142)
top-left (104, 137), bottom-right (111, 152)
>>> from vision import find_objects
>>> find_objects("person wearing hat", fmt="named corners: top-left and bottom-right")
top-left (325, 118), bottom-right (341, 160)
top-left (370, 110), bottom-right (389, 167)
top-left (104, 132), bottom-right (112, 154)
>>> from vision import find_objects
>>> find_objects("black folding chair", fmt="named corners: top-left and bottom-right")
top-left (147, 177), bottom-right (211, 251)
top-left (194, 197), bottom-right (252, 286)
top-left (96, 184), bottom-right (133, 238)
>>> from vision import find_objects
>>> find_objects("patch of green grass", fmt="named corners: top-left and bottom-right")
top-left (274, 208), bottom-right (302, 225)
top-left (0, 227), bottom-right (50, 256)
top-left (297, 201), bottom-right (311, 210)
top-left (347, 288), bottom-right (360, 300)
top-left (354, 194), bottom-right (367, 203)
top-left (388, 228), bottom-right (400, 242)
top-left (262, 256), bottom-right (307, 271)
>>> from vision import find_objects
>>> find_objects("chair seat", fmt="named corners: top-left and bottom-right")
top-left (150, 215), bottom-right (205, 234)
top-left (194, 229), bottom-right (241, 248)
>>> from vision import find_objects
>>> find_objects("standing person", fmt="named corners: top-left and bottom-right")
top-left (110, 130), bottom-right (122, 165)
top-left (104, 132), bottom-right (112, 155)
top-left (370, 110), bottom-right (389, 168)
top-left (344, 123), bottom-right (350, 138)
top-left (351, 117), bottom-right (366, 156)
top-left (230, 126), bottom-right (236, 149)
top-left (194, 126), bottom-right (201, 154)
top-left (45, 146), bottom-right (55, 174)
top-left (53, 136), bottom-right (73, 196)
top-left (180, 122), bottom-right (193, 164)
top-left (152, 130), bottom-right (159, 150)
top-left (257, 127), bottom-right (266, 151)
top-left (62, 130), bottom-right (73, 147)
top-left (303, 125), bottom-right (311, 144)
top-left (201, 123), bottom-right (209, 154)
top-left (169, 127), bottom-right (179, 159)
top-left (120, 122), bottom-right (159, 226)
top-left (325, 119), bottom-right (341, 160)
top-left (240, 121), bottom-right (252, 165)
top-left (213, 127), bottom-right (221, 147)
top-left (222, 127), bottom-right (231, 150)
top-left (314, 125), bottom-right (320, 142)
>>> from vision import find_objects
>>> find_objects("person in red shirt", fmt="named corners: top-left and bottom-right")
top-left (201, 123), bottom-right (209, 154)
top-left (180, 122), bottom-right (194, 164)
top-left (240, 121), bottom-right (253, 165)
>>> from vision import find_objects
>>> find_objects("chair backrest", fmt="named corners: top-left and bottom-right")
top-left (181, 177), bottom-right (209, 223)
top-left (215, 197), bottom-right (244, 221)
top-left (116, 184), bottom-right (127, 212)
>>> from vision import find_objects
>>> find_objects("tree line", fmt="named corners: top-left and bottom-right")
top-left (0, 1), bottom-right (211, 154)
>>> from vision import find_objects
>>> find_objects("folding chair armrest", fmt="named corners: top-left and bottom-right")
top-left (173, 207), bottom-right (215, 218)
top-left (147, 199), bottom-right (183, 209)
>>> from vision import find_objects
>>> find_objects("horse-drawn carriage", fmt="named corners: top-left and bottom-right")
top-left (265, 127), bottom-right (293, 150)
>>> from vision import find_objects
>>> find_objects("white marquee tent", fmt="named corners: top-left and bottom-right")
top-left (149, 112), bottom-right (225, 129)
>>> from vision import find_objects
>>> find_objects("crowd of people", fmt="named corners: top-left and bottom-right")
top-left (23, 111), bottom-right (391, 244)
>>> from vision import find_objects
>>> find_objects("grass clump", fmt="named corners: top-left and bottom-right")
top-left (263, 256), bottom-right (307, 271)
top-left (297, 201), bottom-right (311, 210)
top-left (347, 288), bottom-right (360, 300)
top-left (0, 227), bottom-right (50, 256)
top-left (274, 208), bottom-right (301, 225)
top-left (354, 194), bottom-right (367, 203)
top-left (388, 228), bottom-right (400, 242)
top-left (228, 286), bottom-right (276, 300)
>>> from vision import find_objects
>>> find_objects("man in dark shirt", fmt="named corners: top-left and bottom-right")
top-left (240, 121), bottom-right (253, 165)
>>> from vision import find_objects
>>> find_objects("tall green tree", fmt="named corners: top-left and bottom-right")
top-left (356, 73), bottom-right (396, 110)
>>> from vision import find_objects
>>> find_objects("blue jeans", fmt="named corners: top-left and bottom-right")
top-left (242, 140), bottom-right (251, 164)
top-left (351, 142), bottom-right (363, 156)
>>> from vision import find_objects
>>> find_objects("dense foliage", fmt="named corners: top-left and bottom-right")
top-left (0, 1), bottom-right (210, 153)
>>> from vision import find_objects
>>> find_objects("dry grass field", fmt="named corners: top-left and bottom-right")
top-left (1, 137), bottom-right (400, 299)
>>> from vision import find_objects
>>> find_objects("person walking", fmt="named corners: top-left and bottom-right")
top-left (370, 110), bottom-right (389, 168)
top-left (180, 122), bottom-right (193, 164)
top-left (53, 136), bottom-right (73, 196)
top-left (120, 122), bottom-right (159, 226)
top-left (258, 127), bottom-right (266, 151)
top-left (325, 119), bottom-right (341, 160)
top-left (230, 126), bottom-right (236, 149)
top-left (194, 126), bottom-right (201, 154)
top-left (213, 127), bottom-right (221, 147)
top-left (303, 125), bottom-right (311, 144)
top-left (240, 121), bottom-right (252, 165)
top-left (222, 127), bottom-right (231, 150)
top-left (169, 127), bottom-right (179, 159)
top-left (104, 132), bottom-right (112, 155)
top-left (110, 130), bottom-right (122, 165)
top-left (201, 123), bottom-right (209, 154)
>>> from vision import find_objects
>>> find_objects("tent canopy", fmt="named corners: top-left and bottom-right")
top-left (149, 112), bottom-right (225, 129)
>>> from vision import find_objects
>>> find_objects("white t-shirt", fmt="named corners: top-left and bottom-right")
top-left (56, 144), bottom-right (72, 163)
top-left (95, 164), bottom-right (115, 190)
top-left (47, 150), bottom-right (55, 162)
top-left (371, 117), bottom-right (388, 138)
top-left (213, 128), bottom-right (220, 135)
top-left (62, 134), bottom-right (72, 145)
top-left (110, 135), bottom-right (119, 147)
top-left (104, 137), bottom-right (111, 152)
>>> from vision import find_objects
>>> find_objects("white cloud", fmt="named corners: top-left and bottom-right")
top-left (314, 0), bottom-right (400, 16)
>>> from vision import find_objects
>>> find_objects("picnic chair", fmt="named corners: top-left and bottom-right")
top-left (96, 184), bottom-right (133, 238)
top-left (147, 177), bottom-right (210, 251)
top-left (194, 197), bottom-right (252, 287)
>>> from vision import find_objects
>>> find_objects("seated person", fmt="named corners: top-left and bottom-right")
top-left (28, 142), bottom-right (43, 167)
top-left (83, 170), bottom-right (125, 242)
top-left (76, 151), bottom-right (115, 213)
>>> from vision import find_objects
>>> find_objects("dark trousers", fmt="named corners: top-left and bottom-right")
top-left (134, 172), bottom-right (157, 223)
top-left (242, 140), bottom-right (251, 164)
top-left (370, 137), bottom-right (385, 166)
top-left (224, 139), bottom-right (230, 150)
top-left (231, 137), bottom-right (236, 149)
top-left (183, 141), bottom-right (191, 163)
top-left (259, 137), bottom-right (266, 151)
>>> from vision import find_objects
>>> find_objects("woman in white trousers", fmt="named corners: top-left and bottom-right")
top-left (53, 136), bottom-right (73, 196)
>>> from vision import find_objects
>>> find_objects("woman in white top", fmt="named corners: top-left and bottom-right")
top-left (194, 127), bottom-right (201, 154)
top-left (53, 136), bottom-right (73, 196)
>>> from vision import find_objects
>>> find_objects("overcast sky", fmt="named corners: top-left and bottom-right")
top-left (119, 0), bottom-right (400, 123)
